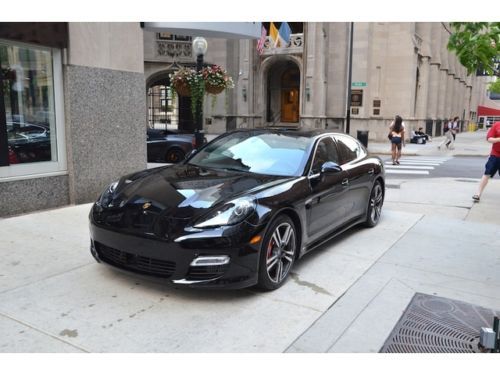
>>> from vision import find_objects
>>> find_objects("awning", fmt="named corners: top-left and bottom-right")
top-left (141, 22), bottom-right (261, 39)
top-left (478, 105), bottom-right (500, 117)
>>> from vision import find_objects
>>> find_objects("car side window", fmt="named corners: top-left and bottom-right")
top-left (311, 137), bottom-right (339, 174)
top-left (335, 135), bottom-right (363, 164)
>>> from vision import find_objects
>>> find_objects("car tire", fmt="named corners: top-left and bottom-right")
top-left (257, 214), bottom-right (297, 290)
top-left (165, 148), bottom-right (185, 163)
top-left (365, 180), bottom-right (384, 228)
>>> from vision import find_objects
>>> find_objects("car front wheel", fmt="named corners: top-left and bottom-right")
top-left (165, 148), bottom-right (185, 163)
top-left (365, 180), bottom-right (384, 227)
top-left (257, 215), bottom-right (297, 290)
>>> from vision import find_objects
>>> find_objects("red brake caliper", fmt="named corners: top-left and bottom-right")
top-left (267, 239), bottom-right (273, 258)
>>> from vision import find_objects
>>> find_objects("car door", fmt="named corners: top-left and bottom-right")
top-left (306, 136), bottom-right (350, 241)
top-left (334, 135), bottom-right (372, 220)
top-left (147, 130), bottom-right (167, 162)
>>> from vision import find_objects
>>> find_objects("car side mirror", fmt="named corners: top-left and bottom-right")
top-left (321, 161), bottom-right (342, 174)
top-left (186, 149), bottom-right (197, 160)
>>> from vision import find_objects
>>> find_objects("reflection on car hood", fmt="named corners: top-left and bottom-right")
top-left (108, 163), bottom-right (294, 219)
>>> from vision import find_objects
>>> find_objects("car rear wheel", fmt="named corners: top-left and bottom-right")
top-left (365, 180), bottom-right (384, 227)
top-left (257, 215), bottom-right (297, 290)
top-left (165, 148), bottom-right (185, 163)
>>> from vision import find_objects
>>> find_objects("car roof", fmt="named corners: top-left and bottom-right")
top-left (225, 128), bottom-right (350, 141)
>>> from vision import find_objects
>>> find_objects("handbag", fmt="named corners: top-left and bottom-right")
top-left (388, 132), bottom-right (393, 140)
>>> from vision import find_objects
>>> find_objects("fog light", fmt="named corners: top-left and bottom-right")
top-left (190, 256), bottom-right (230, 267)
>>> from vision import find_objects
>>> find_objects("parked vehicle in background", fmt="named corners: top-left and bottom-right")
top-left (146, 128), bottom-right (206, 163)
top-left (7, 121), bottom-right (51, 163)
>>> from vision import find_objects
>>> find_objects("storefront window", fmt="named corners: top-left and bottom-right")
top-left (0, 40), bottom-right (65, 179)
top-left (0, 42), bottom-right (57, 165)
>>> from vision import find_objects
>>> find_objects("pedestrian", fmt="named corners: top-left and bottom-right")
top-left (472, 120), bottom-right (500, 202)
top-left (438, 119), bottom-right (454, 150)
top-left (446, 116), bottom-right (459, 147)
top-left (411, 127), bottom-right (431, 143)
top-left (388, 115), bottom-right (405, 165)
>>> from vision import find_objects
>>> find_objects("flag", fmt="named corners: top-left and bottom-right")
top-left (269, 22), bottom-right (279, 48)
top-left (256, 25), bottom-right (267, 55)
top-left (277, 22), bottom-right (292, 48)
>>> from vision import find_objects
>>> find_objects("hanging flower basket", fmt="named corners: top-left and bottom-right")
top-left (170, 67), bottom-right (197, 97)
top-left (205, 82), bottom-right (225, 95)
top-left (174, 80), bottom-right (191, 97)
top-left (202, 65), bottom-right (235, 94)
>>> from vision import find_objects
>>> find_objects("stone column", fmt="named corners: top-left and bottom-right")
top-left (415, 56), bottom-right (430, 121)
top-left (65, 22), bottom-right (146, 204)
top-left (427, 63), bottom-right (440, 119)
top-left (301, 22), bottom-right (327, 129)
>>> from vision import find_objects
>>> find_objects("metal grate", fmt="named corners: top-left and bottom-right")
top-left (186, 264), bottom-right (229, 281)
top-left (380, 293), bottom-right (500, 353)
top-left (97, 243), bottom-right (176, 278)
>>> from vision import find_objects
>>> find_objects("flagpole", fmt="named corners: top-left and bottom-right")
top-left (345, 22), bottom-right (354, 135)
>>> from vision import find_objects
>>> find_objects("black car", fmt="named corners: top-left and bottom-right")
top-left (89, 129), bottom-right (385, 290)
top-left (147, 128), bottom-right (204, 163)
top-left (7, 121), bottom-right (51, 163)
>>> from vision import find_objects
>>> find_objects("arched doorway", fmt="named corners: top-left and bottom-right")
top-left (146, 71), bottom-right (194, 133)
top-left (266, 61), bottom-right (300, 124)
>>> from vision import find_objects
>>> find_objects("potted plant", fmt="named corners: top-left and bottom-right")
top-left (202, 65), bottom-right (235, 95)
top-left (170, 67), bottom-right (205, 119)
top-left (169, 64), bottom-right (234, 117)
top-left (170, 67), bottom-right (196, 97)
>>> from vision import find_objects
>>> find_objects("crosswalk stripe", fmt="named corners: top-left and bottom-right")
top-left (385, 165), bottom-right (435, 170)
top-left (399, 157), bottom-right (451, 161)
top-left (385, 170), bottom-right (429, 175)
top-left (396, 161), bottom-right (441, 166)
top-left (384, 156), bottom-right (453, 176)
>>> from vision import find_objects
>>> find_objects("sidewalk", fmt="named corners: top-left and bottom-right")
top-left (366, 129), bottom-right (491, 157)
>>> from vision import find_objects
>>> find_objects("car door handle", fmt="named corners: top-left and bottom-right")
top-left (342, 178), bottom-right (349, 186)
top-left (368, 168), bottom-right (374, 175)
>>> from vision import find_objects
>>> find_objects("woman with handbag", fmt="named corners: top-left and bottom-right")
top-left (388, 115), bottom-right (405, 165)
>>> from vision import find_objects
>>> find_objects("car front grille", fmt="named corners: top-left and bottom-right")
top-left (96, 242), bottom-right (176, 278)
top-left (186, 264), bottom-right (229, 281)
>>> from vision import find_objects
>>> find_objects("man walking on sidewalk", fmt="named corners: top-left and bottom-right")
top-left (472, 120), bottom-right (500, 202)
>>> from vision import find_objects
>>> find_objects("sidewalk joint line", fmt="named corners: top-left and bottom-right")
top-left (0, 262), bottom-right (94, 296)
top-left (0, 310), bottom-right (90, 353)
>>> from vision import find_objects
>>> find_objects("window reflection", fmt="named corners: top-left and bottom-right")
top-left (1, 42), bottom-right (56, 164)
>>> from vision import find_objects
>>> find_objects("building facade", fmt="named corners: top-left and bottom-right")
top-left (0, 22), bottom-right (146, 217)
top-left (144, 22), bottom-right (487, 140)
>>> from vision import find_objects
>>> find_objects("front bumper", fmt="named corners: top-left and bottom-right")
top-left (89, 217), bottom-right (264, 289)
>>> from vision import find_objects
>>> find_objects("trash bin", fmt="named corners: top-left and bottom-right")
top-left (357, 130), bottom-right (369, 148)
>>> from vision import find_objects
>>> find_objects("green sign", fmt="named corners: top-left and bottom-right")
top-left (352, 82), bottom-right (367, 87)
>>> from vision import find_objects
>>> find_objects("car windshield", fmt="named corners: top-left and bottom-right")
top-left (188, 131), bottom-right (312, 176)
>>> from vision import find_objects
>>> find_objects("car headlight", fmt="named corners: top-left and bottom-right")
top-left (97, 181), bottom-right (119, 208)
top-left (194, 197), bottom-right (256, 228)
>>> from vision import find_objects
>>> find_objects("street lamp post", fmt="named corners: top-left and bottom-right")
top-left (345, 22), bottom-right (354, 135)
top-left (192, 36), bottom-right (208, 149)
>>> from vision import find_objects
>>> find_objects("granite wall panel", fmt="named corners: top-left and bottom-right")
top-left (64, 65), bottom-right (147, 204)
top-left (0, 175), bottom-right (70, 217)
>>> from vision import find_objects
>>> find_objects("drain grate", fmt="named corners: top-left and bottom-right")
top-left (380, 293), bottom-right (500, 353)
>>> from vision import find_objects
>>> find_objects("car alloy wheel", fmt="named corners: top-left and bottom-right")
top-left (365, 181), bottom-right (383, 227)
top-left (166, 148), bottom-right (185, 163)
top-left (258, 215), bottom-right (297, 290)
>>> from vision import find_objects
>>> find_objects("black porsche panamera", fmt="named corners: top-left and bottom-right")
top-left (89, 129), bottom-right (385, 290)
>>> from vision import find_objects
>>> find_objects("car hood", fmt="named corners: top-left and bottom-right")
top-left (106, 163), bottom-right (294, 220)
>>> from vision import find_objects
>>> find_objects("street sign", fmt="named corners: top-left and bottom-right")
top-left (352, 82), bottom-right (367, 87)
